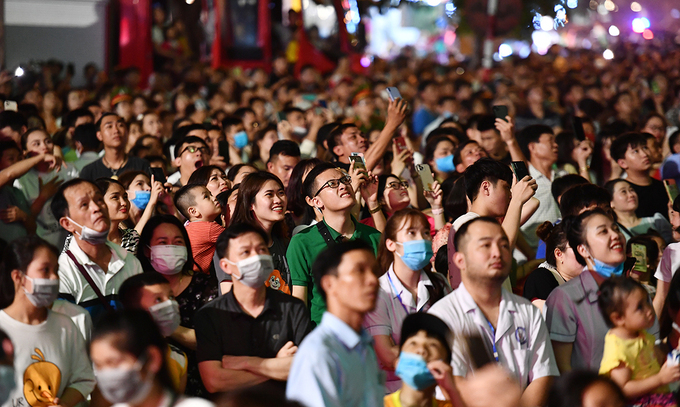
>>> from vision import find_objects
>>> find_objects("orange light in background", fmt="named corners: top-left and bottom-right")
top-left (643, 29), bottom-right (653, 40)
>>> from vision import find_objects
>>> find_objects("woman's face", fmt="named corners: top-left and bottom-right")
top-left (206, 169), bottom-right (230, 197)
top-left (150, 223), bottom-right (186, 247)
top-left (24, 131), bottom-right (54, 156)
top-left (257, 130), bottom-right (278, 160)
top-left (142, 113), bottom-right (163, 138)
top-left (252, 180), bottom-right (287, 224)
top-left (555, 244), bottom-right (583, 280)
top-left (610, 181), bottom-right (638, 212)
top-left (128, 123), bottom-right (142, 147)
top-left (133, 98), bottom-right (148, 117)
top-left (104, 183), bottom-right (130, 222)
top-left (24, 246), bottom-right (59, 283)
top-left (382, 176), bottom-right (410, 212)
top-left (128, 174), bottom-right (151, 193)
top-left (91, 338), bottom-right (139, 372)
top-left (642, 116), bottom-right (665, 143)
top-left (581, 214), bottom-right (626, 266)
top-left (430, 140), bottom-right (455, 173)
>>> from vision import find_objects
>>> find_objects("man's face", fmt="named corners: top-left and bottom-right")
top-left (207, 129), bottom-right (225, 155)
top-left (242, 112), bottom-right (259, 136)
top-left (401, 330), bottom-right (447, 364)
top-left (478, 129), bottom-right (505, 160)
top-left (615, 94), bottom-right (633, 115)
top-left (267, 154), bottom-right (300, 187)
top-left (138, 283), bottom-right (174, 310)
top-left (175, 142), bottom-right (208, 175)
top-left (0, 126), bottom-right (23, 146)
top-left (421, 85), bottom-right (439, 104)
top-left (97, 115), bottom-right (128, 149)
top-left (529, 133), bottom-right (558, 165)
top-left (322, 248), bottom-right (379, 314)
top-left (311, 169), bottom-right (355, 212)
top-left (334, 127), bottom-right (366, 162)
top-left (619, 144), bottom-right (651, 172)
top-left (455, 221), bottom-right (511, 284)
top-left (0, 147), bottom-right (21, 170)
top-left (286, 111), bottom-right (307, 129)
top-left (62, 182), bottom-right (111, 236)
top-left (487, 180), bottom-right (512, 217)
top-left (221, 231), bottom-right (270, 279)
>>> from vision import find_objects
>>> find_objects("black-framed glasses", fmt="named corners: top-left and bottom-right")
top-left (314, 175), bottom-right (352, 196)
top-left (180, 145), bottom-right (210, 156)
top-left (386, 181), bottom-right (409, 190)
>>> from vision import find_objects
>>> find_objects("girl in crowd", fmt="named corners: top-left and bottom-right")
top-left (364, 209), bottom-right (451, 392)
top-left (137, 215), bottom-right (218, 397)
top-left (90, 309), bottom-right (213, 407)
top-left (231, 171), bottom-right (291, 294)
top-left (286, 158), bottom-right (324, 234)
top-left (95, 178), bottom-right (140, 254)
top-left (142, 111), bottom-right (164, 139)
top-left (0, 236), bottom-right (95, 407)
top-left (424, 135), bottom-right (457, 182)
top-left (226, 163), bottom-right (258, 185)
top-left (605, 179), bottom-right (673, 243)
top-left (250, 124), bottom-right (279, 170)
top-left (598, 277), bottom-right (678, 406)
top-left (545, 208), bottom-right (631, 373)
top-left (127, 119), bottom-right (143, 153)
top-left (523, 221), bottom-right (584, 311)
top-left (187, 165), bottom-right (230, 200)
top-left (118, 170), bottom-right (167, 227)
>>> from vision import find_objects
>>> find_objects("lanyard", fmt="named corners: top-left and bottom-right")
top-left (387, 272), bottom-right (414, 314)
top-left (486, 321), bottom-right (500, 362)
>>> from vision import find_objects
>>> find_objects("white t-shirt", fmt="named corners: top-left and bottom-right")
top-left (51, 300), bottom-right (92, 344)
top-left (655, 242), bottom-right (680, 283)
top-left (0, 310), bottom-right (96, 407)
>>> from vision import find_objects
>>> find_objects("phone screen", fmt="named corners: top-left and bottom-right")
top-left (511, 161), bottom-right (530, 181)
top-left (631, 243), bottom-right (648, 273)
top-left (572, 116), bottom-right (586, 141)
top-left (386, 87), bottom-right (402, 101)
top-left (394, 136), bottom-right (407, 154)
top-left (349, 153), bottom-right (367, 172)
top-left (276, 112), bottom-right (287, 122)
top-left (218, 140), bottom-right (230, 161)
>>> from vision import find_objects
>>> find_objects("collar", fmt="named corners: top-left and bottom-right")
top-left (384, 264), bottom-right (433, 310)
top-left (322, 216), bottom-right (359, 240)
top-left (457, 282), bottom-right (517, 339)
top-left (222, 287), bottom-right (274, 316)
top-left (68, 236), bottom-right (126, 272)
top-left (529, 163), bottom-right (555, 181)
top-left (579, 268), bottom-right (600, 303)
top-left (320, 312), bottom-right (372, 350)
top-left (79, 151), bottom-right (99, 159)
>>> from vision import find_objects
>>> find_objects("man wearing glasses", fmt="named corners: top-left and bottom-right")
top-left (172, 135), bottom-right (211, 187)
top-left (287, 162), bottom-right (381, 326)
top-left (80, 113), bottom-right (151, 180)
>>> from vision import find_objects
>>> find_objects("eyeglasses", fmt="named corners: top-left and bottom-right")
top-left (180, 145), bottom-right (209, 156)
top-left (386, 181), bottom-right (409, 190)
top-left (314, 175), bottom-right (352, 196)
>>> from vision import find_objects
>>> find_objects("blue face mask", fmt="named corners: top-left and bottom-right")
top-left (130, 191), bottom-right (151, 211)
top-left (435, 154), bottom-right (455, 173)
top-left (593, 257), bottom-right (624, 278)
top-left (395, 352), bottom-right (437, 390)
top-left (396, 240), bottom-right (433, 271)
top-left (234, 131), bottom-right (249, 149)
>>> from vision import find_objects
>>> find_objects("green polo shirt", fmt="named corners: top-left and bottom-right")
top-left (287, 217), bottom-right (381, 325)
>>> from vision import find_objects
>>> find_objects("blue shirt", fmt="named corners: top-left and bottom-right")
top-left (286, 312), bottom-right (385, 407)
top-left (412, 107), bottom-right (439, 135)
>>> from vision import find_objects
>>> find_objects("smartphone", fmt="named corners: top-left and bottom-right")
top-left (464, 334), bottom-right (494, 369)
top-left (385, 87), bottom-right (402, 101)
top-left (318, 100), bottom-right (327, 109)
top-left (4, 101), bottom-right (17, 112)
top-left (510, 161), bottom-right (530, 181)
top-left (631, 243), bottom-right (648, 273)
top-left (394, 136), bottom-right (407, 154)
top-left (572, 116), bottom-right (586, 141)
top-left (349, 152), bottom-right (367, 172)
top-left (415, 164), bottom-right (435, 192)
top-left (218, 140), bottom-right (230, 162)
top-left (149, 167), bottom-right (167, 184)
top-left (492, 105), bottom-right (508, 122)
top-left (276, 111), bottom-right (287, 122)
top-left (664, 179), bottom-right (679, 203)
top-left (301, 94), bottom-right (317, 102)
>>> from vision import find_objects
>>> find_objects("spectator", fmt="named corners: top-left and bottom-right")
top-left (661, 130), bottom-right (680, 184)
top-left (95, 178), bottom-right (139, 254)
top-left (187, 165), bottom-right (230, 199)
top-left (652, 197), bottom-right (680, 317)
top-left (453, 140), bottom-right (486, 174)
top-left (554, 132), bottom-right (593, 182)
top-left (412, 80), bottom-right (440, 136)
top-left (547, 370), bottom-right (625, 407)
top-left (0, 140), bottom-right (38, 242)
top-left (117, 170), bottom-right (166, 232)
top-left (71, 123), bottom-right (100, 171)
top-left (0, 111), bottom-right (27, 147)
top-left (250, 124), bottom-right (279, 169)
top-left (267, 140), bottom-right (300, 188)
top-left (171, 136), bottom-right (211, 187)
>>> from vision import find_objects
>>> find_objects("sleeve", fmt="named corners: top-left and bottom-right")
top-left (544, 287), bottom-right (578, 343)
top-left (194, 308), bottom-right (223, 362)
top-left (287, 235), bottom-right (311, 287)
top-left (527, 307), bottom-right (560, 382)
top-left (362, 291), bottom-right (393, 337)
top-left (64, 317), bottom-right (96, 399)
top-left (286, 345), bottom-right (344, 407)
top-left (661, 160), bottom-right (680, 180)
top-left (654, 245), bottom-right (675, 282)
top-left (57, 254), bottom-right (77, 298)
top-left (523, 269), bottom-right (559, 302)
top-left (598, 334), bottom-right (626, 375)
top-left (209, 223), bottom-right (226, 242)
top-left (290, 300), bottom-right (313, 345)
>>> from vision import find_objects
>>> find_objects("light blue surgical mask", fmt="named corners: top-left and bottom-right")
top-left (234, 131), bottom-right (248, 149)
top-left (435, 154), bottom-right (455, 173)
top-left (395, 352), bottom-right (437, 390)
top-left (593, 258), bottom-right (624, 278)
top-left (130, 191), bottom-right (151, 210)
top-left (396, 240), bottom-right (433, 271)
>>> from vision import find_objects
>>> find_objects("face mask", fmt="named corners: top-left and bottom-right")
top-left (95, 360), bottom-right (154, 405)
top-left (395, 352), bottom-right (437, 390)
top-left (129, 191), bottom-right (151, 211)
top-left (149, 245), bottom-right (187, 275)
top-left (0, 365), bottom-right (16, 406)
top-left (435, 154), bottom-right (455, 173)
top-left (226, 255), bottom-right (274, 288)
top-left (67, 217), bottom-right (109, 245)
top-left (442, 111), bottom-right (453, 118)
top-left (593, 257), bottom-right (624, 278)
top-left (23, 276), bottom-right (59, 308)
top-left (148, 299), bottom-right (180, 337)
top-left (395, 240), bottom-right (433, 271)
top-left (292, 126), bottom-right (308, 136)
top-left (234, 131), bottom-right (248, 149)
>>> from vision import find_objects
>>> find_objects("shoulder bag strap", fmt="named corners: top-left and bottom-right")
top-left (316, 222), bottom-right (337, 248)
top-left (65, 250), bottom-right (113, 311)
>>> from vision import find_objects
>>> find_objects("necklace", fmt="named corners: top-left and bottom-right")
top-left (103, 155), bottom-right (128, 180)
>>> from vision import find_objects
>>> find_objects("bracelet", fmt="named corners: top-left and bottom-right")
top-left (369, 205), bottom-right (382, 214)
top-left (431, 208), bottom-right (444, 215)
top-left (580, 166), bottom-right (589, 172)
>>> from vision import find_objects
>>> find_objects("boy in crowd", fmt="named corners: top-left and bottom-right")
top-left (267, 140), bottom-right (301, 188)
top-left (172, 136), bottom-right (211, 187)
top-left (71, 123), bottom-right (101, 172)
top-left (174, 184), bottom-right (225, 273)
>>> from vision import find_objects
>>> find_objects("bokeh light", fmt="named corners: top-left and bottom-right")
top-left (609, 25), bottom-right (620, 36)
top-left (603, 49), bottom-right (614, 60)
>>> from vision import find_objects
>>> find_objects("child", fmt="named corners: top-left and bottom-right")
top-left (598, 276), bottom-right (680, 406)
top-left (174, 184), bottom-right (224, 274)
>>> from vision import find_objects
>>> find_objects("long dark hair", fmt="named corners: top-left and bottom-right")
top-left (137, 215), bottom-right (197, 275)
top-left (0, 236), bottom-right (59, 309)
top-left (187, 165), bottom-right (226, 187)
top-left (563, 208), bottom-right (612, 266)
top-left (232, 171), bottom-right (288, 240)
top-left (555, 132), bottom-right (578, 168)
top-left (286, 158), bottom-right (323, 223)
top-left (377, 208), bottom-right (431, 275)
top-left (547, 370), bottom-right (624, 407)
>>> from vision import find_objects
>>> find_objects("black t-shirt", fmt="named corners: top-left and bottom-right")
top-left (523, 266), bottom-right (560, 302)
top-left (194, 287), bottom-right (312, 392)
top-left (80, 156), bottom-right (151, 181)
top-left (629, 178), bottom-right (669, 220)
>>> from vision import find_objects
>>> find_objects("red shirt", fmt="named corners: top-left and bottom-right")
top-left (185, 221), bottom-right (225, 274)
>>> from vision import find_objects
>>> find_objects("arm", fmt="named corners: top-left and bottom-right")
top-left (609, 362), bottom-right (680, 399)
top-left (502, 175), bottom-right (538, 249)
top-left (359, 170), bottom-right (386, 232)
top-left (424, 180), bottom-right (446, 231)
top-left (51, 388), bottom-right (85, 407)
top-left (654, 280), bottom-right (670, 321)
top-left (292, 286), bottom-right (308, 305)
top-left (169, 326), bottom-right (197, 350)
top-left (198, 360), bottom-right (268, 393)
top-left (134, 176), bottom-right (164, 233)
top-left (551, 341), bottom-right (573, 373)
top-left (520, 376), bottom-right (553, 407)
top-left (223, 354), bottom-right (294, 381)
top-left (520, 198), bottom-right (540, 226)
top-left (496, 117), bottom-right (528, 164)
top-left (364, 99), bottom-right (408, 171)
top-left (30, 177), bottom-right (64, 216)
top-left (373, 335), bottom-right (399, 372)
top-left (573, 140), bottom-right (594, 182)
top-left (0, 153), bottom-right (57, 188)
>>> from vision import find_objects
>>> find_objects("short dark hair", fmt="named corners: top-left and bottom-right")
top-left (427, 127), bottom-right (466, 146)
top-left (424, 135), bottom-right (455, 164)
top-left (453, 216), bottom-right (503, 253)
top-left (215, 222), bottom-right (268, 259)
top-left (463, 158), bottom-right (513, 202)
top-left (302, 162), bottom-right (338, 198)
top-left (95, 112), bottom-right (120, 131)
top-left (475, 114), bottom-right (497, 132)
top-left (547, 370), bottom-right (625, 407)
top-left (269, 140), bottom-right (300, 164)
top-left (0, 140), bottom-right (20, 159)
top-left (598, 276), bottom-right (647, 327)
top-left (609, 132), bottom-right (646, 162)
top-left (50, 178), bottom-right (99, 220)
top-left (399, 313), bottom-right (453, 363)
top-left (64, 108), bottom-right (94, 129)
top-left (173, 184), bottom-right (205, 219)
top-left (173, 135), bottom-right (209, 159)
top-left (418, 80), bottom-right (437, 94)
top-left (669, 130), bottom-right (680, 152)
top-left (312, 239), bottom-right (374, 302)
top-left (516, 124), bottom-right (554, 161)
top-left (221, 116), bottom-right (243, 131)
top-left (0, 111), bottom-right (27, 133)
top-left (327, 124), bottom-right (358, 159)
top-left (73, 123), bottom-right (100, 151)
top-left (551, 174), bottom-right (589, 204)
top-left (119, 273), bottom-right (170, 310)
top-left (172, 123), bottom-right (206, 141)
top-left (559, 184), bottom-right (611, 218)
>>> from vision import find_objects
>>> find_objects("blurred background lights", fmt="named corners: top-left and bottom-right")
top-left (632, 17), bottom-right (650, 33)
top-left (603, 49), bottom-right (614, 59)
top-left (597, 4), bottom-right (609, 15)
top-left (609, 25), bottom-right (620, 36)
top-left (499, 44), bottom-right (513, 58)
top-left (540, 15), bottom-right (554, 30)
top-left (14, 67), bottom-right (24, 77)
top-left (671, 9), bottom-right (680, 19)
top-left (643, 29), bottom-right (654, 40)
top-left (567, 0), bottom-right (578, 8)
top-left (630, 2), bottom-right (642, 12)
top-left (604, 0), bottom-right (615, 11)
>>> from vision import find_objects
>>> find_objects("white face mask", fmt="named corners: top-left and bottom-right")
top-left (148, 299), bottom-right (181, 337)
top-left (67, 217), bottom-right (108, 245)
top-left (226, 254), bottom-right (274, 288)
top-left (149, 245), bottom-right (187, 275)
top-left (23, 276), bottom-right (59, 308)
top-left (95, 359), bottom-right (154, 404)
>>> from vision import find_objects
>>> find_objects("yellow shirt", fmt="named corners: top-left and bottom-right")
top-left (166, 344), bottom-right (188, 392)
top-left (599, 330), bottom-right (668, 393)
top-left (384, 390), bottom-right (453, 407)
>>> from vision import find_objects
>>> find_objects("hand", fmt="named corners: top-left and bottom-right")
top-left (0, 206), bottom-right (27, 223)
top-left (658, 361), bottom-right (680, 385)
top-left (360, 171), bottom-right (379, 205)
top-left (428, 360), bottom-right (455, 394)
top-left (39, 177), bottom-right (64, 199)
top-left (41, 153), bottom-right (63, 172)
top-left (48, 397), bottom-right (63, 407)
top-left (348, 161), bottom-right (367, 194)
top-left (495, 117), bottom-right (515, 143)
top-left (307, 109), bottom-right (328, 129)
top-left (149, 175), bottom-right (164, 206)
top-left (277, 120), bottom-right (293, 140)
top-left (385, 98), bottom-right (408, 129)
top-left (424, 180), bottom-right (443, 208)
top-left (391, 143), bottom-right (413, 177)
top-left (510, 173), bottom-right (537, 205)
top-left (574, 139), bottom-right (593, 167)
top-left (209, 154), bottom-right (228, 170)
top-left (276, 341), bottom-right (298, 358)
top-left (457, 365), bottom-right (521, 407)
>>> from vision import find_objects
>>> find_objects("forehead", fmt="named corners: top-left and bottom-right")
top-left (191, 186), bottom-right (210, 196)
top-left (101, 115), bottom-right (121, 125)
top-left (188, 129), bottom-right (208, 139)
top-left (140, 283), bottom-right (171, 297)
top-left (317, 169), bottom-right (343, 183)
top-left (538, 133), bottom-right (554, 142)
top-left (230, 232), bottom-right (266, 248)
top-left (105, 182), bottom-right (126, 194)
top-left (65, 182), bottom-right (99, 203)
top-left (152, 222), bottom-right (183, 238)
top-left (132, 173), bottom-right (150, 183)
top-left (336, 249), bottom-right (376, 273)
top-left (184, 141), bottom-right (207, 150)
top-left (466, 220), bottom-right (505, 240)
top-left (277, 155), bottom-right (300, 165)
top-left (585, 213), bottom-right (613, 230)
top-left (404, 330), bottom-right (445, 348)
top-left (26, 131), bottom-right (49, 142)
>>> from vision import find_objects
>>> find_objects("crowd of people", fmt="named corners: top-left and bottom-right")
top-left (1, 39), bottom-right (680, 407)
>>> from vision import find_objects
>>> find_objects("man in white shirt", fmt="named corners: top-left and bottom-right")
top-left (429, 217), bottom-right (558, 407)
top-left (51, 179), bottom-right (142, 318)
